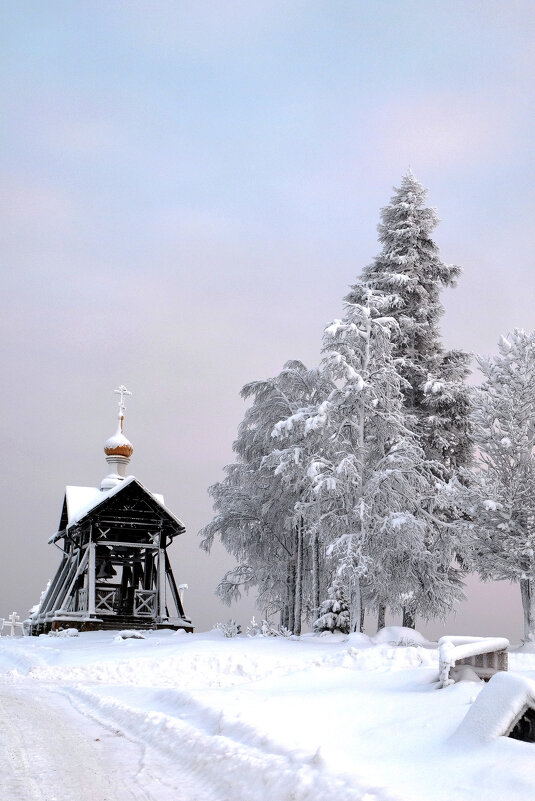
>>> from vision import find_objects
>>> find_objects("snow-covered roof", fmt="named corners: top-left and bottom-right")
top-left (453, 672), bottom-right (535, 743)
top-left (65, 485), bottom-right (103, 525)
top-left (49, 475), bottom-right (183, 543)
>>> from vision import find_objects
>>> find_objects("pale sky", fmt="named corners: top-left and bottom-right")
top-left (1, 1), bottom-right (535, 640)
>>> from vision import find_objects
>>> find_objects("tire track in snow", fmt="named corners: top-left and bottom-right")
top-left (0, 682), bottom-right (211, 801)
top-left (63, 682), bottom-right (394, 801)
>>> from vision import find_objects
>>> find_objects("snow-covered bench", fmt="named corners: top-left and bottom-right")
top-left (453, 672), bottom-right (535, 743)
top-left (438, 635), bottom-right (509, 688)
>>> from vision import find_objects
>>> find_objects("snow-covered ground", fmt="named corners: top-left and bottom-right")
top-left (1, 627), bottom-right (534, 801)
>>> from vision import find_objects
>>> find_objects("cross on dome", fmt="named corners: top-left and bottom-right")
top-left (114, 385), bottom-right (132, 419)
top-left (103, 385), bottom-right (134, 464)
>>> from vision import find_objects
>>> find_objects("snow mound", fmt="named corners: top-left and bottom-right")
top-left (48, 628), bottom-right (79, 638)
top-left (449, 665), bottom-right (481, 684)
top-left (372, 626), bottom-right (430, 648)
top-left (116, 630), bottom-right (146, 640)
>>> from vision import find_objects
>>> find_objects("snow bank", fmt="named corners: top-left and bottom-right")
top-left (0, 629), bottom-right (437, 688)
top-left (64, 683), bottom-right (393, 801)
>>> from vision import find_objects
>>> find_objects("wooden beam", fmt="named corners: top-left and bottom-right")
top-left (50, 559), bottom-right (78, 614)
top-left (92, 540), bottom-right (159, 550)
top-left (88, 542), bottom-right (96, 615)
top-left (39, 556), bottom-right (68, 615)
top-left (95, 516), bottom-right (166, 526)
top-left (59, 549), bottom-right (89, 612)
top-left (165, 552), bottom-right (186, 618)
top-left (158, 548), bottom-right (166, 620)
top-left (144, 550), bottom-right (154, 591)
top-left (40, 552), bottom-right (77, 615)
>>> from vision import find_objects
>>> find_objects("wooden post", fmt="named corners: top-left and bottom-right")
top-left (144, 549), bottom-right (153, 590)
top-left (88, 541), bottom-right (96, 615)
top-left (165, 552), bottom-right (185, 618)
top-left (158, 548), bottom-right (166, 620)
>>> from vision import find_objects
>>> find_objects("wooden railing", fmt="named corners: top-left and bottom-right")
top-left (95, 587), bottom-right (120, 614)
top-left (134, 589), bottom-right (157, 616)
top-left (438, 636), bottom-right (509, 687)
top-left (77, 588), bottom-right (88, 611)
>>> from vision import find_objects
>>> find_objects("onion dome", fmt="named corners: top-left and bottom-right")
top-left (104, 426), bottom-right (133, 458)
top-left (103, 385), bottom-right (133, 461)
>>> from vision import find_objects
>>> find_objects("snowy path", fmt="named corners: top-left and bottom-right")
top-left (0, 681), bottom-right (213, 801)
top-left (3, 630), bottom-right (535, 801)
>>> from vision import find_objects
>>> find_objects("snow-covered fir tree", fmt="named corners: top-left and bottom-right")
top-left (313, 580), bottom-right (350, 634)
top-left (347, 171), bottom-right (472, 476)
top-left (343, 172), bottom-right (472, 626)
top-left (202, 174), bottom-right (469, 635)
top-left (200, 361), bottom-right (331, 634)
top-left (469, 330), bottom-right (535, 642)
top-left (273, 288), bottom-right (465, 631)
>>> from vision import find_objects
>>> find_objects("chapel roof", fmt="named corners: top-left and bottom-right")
top-left (50, 475), bottom-right (185, 543)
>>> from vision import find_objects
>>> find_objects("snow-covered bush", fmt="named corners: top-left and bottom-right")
top-left (246, 617), bottom-right (292, 637)
top-left (216, 619), bottom-right (242, 638)
top-left (277, 625), bottom-right (293, 638)
top-left (313, 582), bottom-right (350, 634)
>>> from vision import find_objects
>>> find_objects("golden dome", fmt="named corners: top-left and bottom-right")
top-left (104, 428), bottom-right (134, 458)
top-left (104, 385), bottom-right (133, 458)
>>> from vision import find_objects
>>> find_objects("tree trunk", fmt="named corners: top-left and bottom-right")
top-left (521, 578), bottom-right (535, 642)
top-left (377, 604), bottom-right (386, 632)
top-left (311, 530), bottom-right (320, 622)
top-left (287, 556), bottom-right (296, 634)
top-left (402, 607), bottom-right (415, 629)
top-left (349, 574), bottom-right (362, 632)
top-left (293, 523), bottom-right (303, 635)
top-left (349, 314), bottom-right (369, 635)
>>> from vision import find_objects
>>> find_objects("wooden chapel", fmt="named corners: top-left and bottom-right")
top-left (27, 386), bottom-right (193, 635)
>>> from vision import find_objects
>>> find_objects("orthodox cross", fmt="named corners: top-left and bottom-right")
top-left (114, 385), bottom-right (132, 430)
top-left (6, 612), bottom-right (23, 636)
top-left (114, 385), bottom-right (132, 414)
